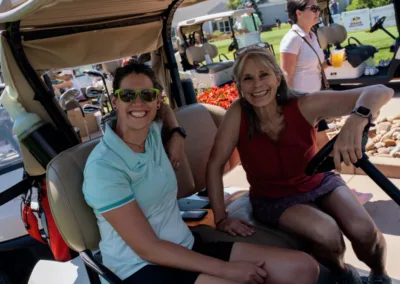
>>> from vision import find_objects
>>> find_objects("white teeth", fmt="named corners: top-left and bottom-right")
top-left (252, 91), bottom-right (268, 97)
top-left (130, 111), bottom-right (146, 118)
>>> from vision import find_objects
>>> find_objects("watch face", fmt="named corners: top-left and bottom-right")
top-left (357, 106), bottom-right (371, 116)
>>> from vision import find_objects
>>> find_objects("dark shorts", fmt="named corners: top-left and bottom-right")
top-left (250, 171), bottom-right (347, 226)
top-left (123, 233), bottom-right (233, 284)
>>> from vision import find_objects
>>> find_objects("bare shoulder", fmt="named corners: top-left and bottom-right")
top-left (224, 99), bottom-right (242, 123)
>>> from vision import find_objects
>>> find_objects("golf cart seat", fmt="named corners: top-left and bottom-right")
top-left (186, 43), bottom-right (234, 74)
top-left (44, 104), bottom-right (306, 283)
top-left (317, 23), bottom-right (371, 80)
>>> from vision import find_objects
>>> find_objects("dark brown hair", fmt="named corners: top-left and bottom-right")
top-left (286, 0), bottom-right (309, 23)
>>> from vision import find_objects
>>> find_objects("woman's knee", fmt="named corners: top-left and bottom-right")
top-left (292, 252), bottom-right (320, 283)
top-left (271, 251), bottom-right (320, 284)
top-left (314, 220), bottom-right (345, 255)
top-left (345, 216), bottom-right (379, 246)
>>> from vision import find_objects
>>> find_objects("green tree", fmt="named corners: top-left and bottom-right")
top-left (226, 0), bottom-right (264, 24)
top-left (346, 0), bottom-right (391, 11)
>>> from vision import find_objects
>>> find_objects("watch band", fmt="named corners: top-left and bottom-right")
top-left (170, 127), bottom-right (186, 138)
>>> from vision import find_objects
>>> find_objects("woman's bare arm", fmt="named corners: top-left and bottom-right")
top-left (103, 201), bottom-right (227, 277)
top-left (298, 84), bottom-right (394, 127)
top-left (280, 52), bottom-right (298, 88)
top-left (206, 100), bottom-right (242, 224)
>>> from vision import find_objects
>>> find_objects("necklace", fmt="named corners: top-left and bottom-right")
top-left (124, 140), bottom-right (146, 149)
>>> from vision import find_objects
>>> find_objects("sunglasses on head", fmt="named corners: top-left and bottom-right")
top-left (235, 42), bottom-right (273, 58)
top-left (114, 88), bottom-right (160, 103)
top-left (303, 5), bottom-right (321, 13)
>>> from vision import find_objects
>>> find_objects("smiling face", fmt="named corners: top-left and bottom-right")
top-left (112, 73), bottom-right (161, 132)
top-left (297, 0), bottom-right (320, 27)
top-left (238, 56), bottom-right (281, 108)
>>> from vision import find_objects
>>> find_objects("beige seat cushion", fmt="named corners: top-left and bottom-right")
top-left (317, 23), bottom-right (348, 49)
top-left (196, 61), bottom-right (234, 74)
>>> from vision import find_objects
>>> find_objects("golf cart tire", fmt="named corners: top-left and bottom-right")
top-left (0, 270), bottom-right (11, 284)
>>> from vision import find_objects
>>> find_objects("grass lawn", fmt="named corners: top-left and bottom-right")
top-left (212, 23), bottom-right (399, 65)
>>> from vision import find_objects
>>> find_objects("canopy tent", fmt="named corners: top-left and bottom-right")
top-left (0, 0), bottom-right (202, 176)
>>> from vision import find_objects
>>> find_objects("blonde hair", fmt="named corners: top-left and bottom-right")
top-left (233, 48), bottom-right (298, 138)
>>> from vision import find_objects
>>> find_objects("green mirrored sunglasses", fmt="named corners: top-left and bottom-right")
top-left (114, 88), bottom-right (160, 103)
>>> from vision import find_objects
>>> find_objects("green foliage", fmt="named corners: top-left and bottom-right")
top-left (346, 0), bottom-right (391, 11)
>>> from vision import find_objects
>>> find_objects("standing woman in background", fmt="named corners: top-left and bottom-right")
top-left (280, 0), bottom-right (372, 204)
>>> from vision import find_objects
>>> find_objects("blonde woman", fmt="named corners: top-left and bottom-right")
top-left (206, 47), bottom-right (393, 284)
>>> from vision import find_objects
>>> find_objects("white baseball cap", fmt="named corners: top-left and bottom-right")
top-left (58, 69), bottom-right (74, 76)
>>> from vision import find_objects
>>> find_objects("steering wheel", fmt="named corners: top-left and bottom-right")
top-left (370, 16), bottom-right (386, 33)
top-left (305, 126), bottom-right (370, 175)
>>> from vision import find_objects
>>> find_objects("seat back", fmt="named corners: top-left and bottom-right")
top-left (175, 103), bottom-right (229, 192)
top-left (47, 139), bottom-right (101, 252)
top-left (317, 23), bottom-right (347, 49)
top-left (186, 43), bottom-right (219, 65)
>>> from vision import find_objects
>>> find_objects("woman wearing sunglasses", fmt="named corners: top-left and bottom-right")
top-left (280, 0), bottom-right (373, 204)
top-left (206, 47), bottom-right (393, 284)
top-left (83, 62), bottom-right (319, 284)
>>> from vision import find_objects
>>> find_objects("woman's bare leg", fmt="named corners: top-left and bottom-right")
top-left (195, 274), bottom-right (235, 284)
top-left (228, 242), bottom-right (320, 284)
top-left (279, 203), bottom-right (347, 273)
top-left (319, 186), bottom-right (387, 276)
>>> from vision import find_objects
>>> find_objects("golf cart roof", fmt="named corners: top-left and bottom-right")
top-left (0, 0), bottom-right (205, 71)
top-left (177, 8), bottom-right (255, 28)
top-left (0, 0), bottom-right (206, 29)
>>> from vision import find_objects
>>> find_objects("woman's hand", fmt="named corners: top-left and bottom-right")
top-left (167, 133), bottom-right (185, 170)
top-left (221, 260), bottom-right (267, 284)
top-left (217, 218), bottom-right (255, 237)
top-left (333, 114), bottom-right (368, 171)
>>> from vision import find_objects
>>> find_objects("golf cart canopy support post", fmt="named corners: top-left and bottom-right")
top-left (0, 0), bottom-right (202, 176)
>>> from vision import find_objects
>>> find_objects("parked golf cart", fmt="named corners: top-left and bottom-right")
top-left (0, 0), bottom-right (399, 283)
top-left (175, 8), bottom-right (275, 90)
top-left (315, 0), bottom-right (400, 87)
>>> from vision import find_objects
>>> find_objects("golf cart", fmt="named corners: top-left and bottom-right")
top-left (175, 8), bottom-right (275, 90)
top-left (0, 0), bottom-right (399, 283)
top-left (315, 0), bottom-right (400, 86)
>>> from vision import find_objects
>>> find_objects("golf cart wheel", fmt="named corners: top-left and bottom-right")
top-left (0, 270), bottom-right (11, 284)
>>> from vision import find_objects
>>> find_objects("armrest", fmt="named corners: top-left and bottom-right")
top-left (80, 250), bottom-right (123, 284)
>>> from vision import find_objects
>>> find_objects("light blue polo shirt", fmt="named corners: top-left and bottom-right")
top-left (241, 13), bottom-right (262, 33)
top-left (83, 119), bottom-right (194, 282)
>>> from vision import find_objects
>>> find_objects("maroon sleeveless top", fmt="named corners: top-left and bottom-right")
top-left (237, 99), bottom-right (324, 199)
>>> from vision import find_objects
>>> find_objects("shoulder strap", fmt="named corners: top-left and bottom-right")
top-left (293, 30), bottom-right (330, 90)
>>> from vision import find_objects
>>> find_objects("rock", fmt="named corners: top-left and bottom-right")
top-left (373, 135), bottom-right (382, 143)
top-left (381, 127), bottom-right (400, 141)
top-left (392, 132), bottom-right (400, 139)
top-left (387, 114), bottom-right (400, 122)
top-left (390, 146), bottom-right (400, 156)
top-left (377, 148), bottom-right (390, 154)
top-left (391, 123), bottom-right (400, 130)
top-left (396, 134), bottom-right (400, 140)
top-left (388, 147), bottom-right (396, 152)
top-left (383, 139), bottom-right (397, 147)
top-left (375, 153), bottom-right (392, 157)
top-left (393, 119), bottom-right (400, 124)
top-left (375, 142), bottom-right (385, 149)
top-left (377, 116), bottom-right (387, 123)
top-left (379, 130), bottom-right (388, 135)
top-left (366, 140), bottom-right (375, 151)
top-left (397, 141), bottom-right (400, 145)
top-left (376, 122), bottom-right (391, 133)
top-left (394, 152), bottom-right (400, 158)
